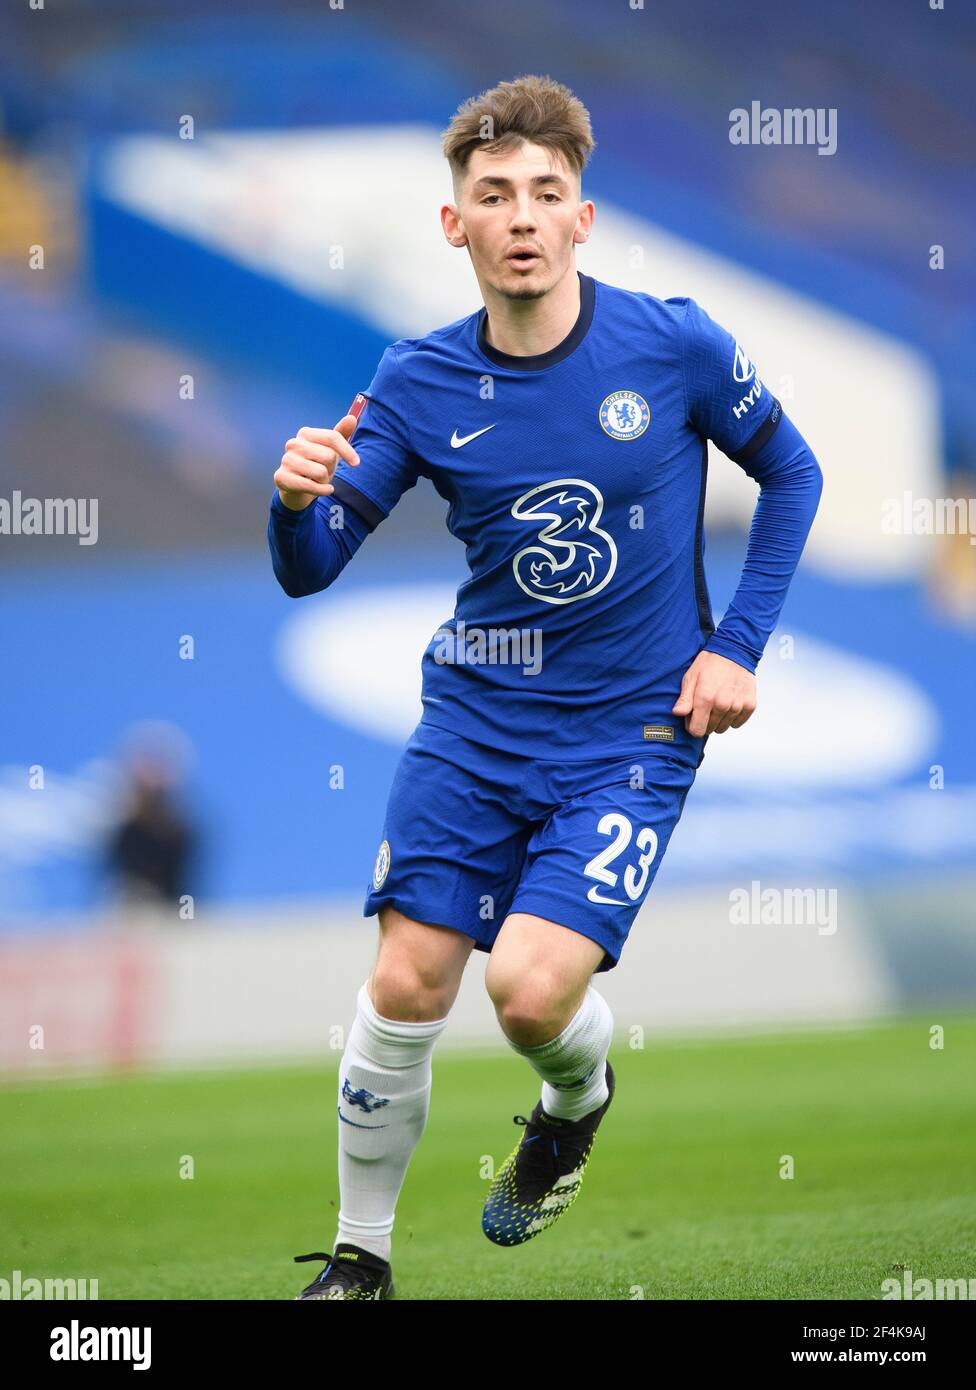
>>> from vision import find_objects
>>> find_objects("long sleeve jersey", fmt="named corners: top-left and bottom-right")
top-left (269, 271), bottom-right (823, 763)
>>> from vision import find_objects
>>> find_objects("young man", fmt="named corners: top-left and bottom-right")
top-left (269, 75), bottom-right (823, 1300)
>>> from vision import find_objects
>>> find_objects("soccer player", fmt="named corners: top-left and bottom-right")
top-left (269, 75), bottom-right (823, 1301)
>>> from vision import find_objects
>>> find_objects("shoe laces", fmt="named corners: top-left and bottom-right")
top-left (511, 1112), bottom-right (590, 1188)
top-left (294, 1250), bottom-right (366, 1296)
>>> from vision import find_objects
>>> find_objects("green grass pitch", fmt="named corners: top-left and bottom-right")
top-left (2, 1012), bottom-right (974, 1300)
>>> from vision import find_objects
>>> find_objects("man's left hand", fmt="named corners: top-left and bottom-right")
top-left (672, 650), bottom-right (757, 737)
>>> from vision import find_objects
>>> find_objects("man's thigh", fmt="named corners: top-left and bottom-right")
top-left (505, 753), bottom-right (699, 974)
top-left (364, 723), bottom-right (530, 958)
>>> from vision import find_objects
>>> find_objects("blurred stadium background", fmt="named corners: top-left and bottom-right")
top-left (1, 0), bottom-right (974, 1080)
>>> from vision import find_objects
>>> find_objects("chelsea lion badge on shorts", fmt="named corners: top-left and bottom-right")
top-left (372, 838), bottom-right (391, 890)
top-left (599, 390), bottom-right (650, 441)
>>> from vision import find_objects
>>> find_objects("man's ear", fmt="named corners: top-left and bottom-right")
top-left (441, 202), bottom-right (468, 248)
top-left (573, 198), bottom-right (595, 244)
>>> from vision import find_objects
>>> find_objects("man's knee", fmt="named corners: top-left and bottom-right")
top-left (486, 965), bottom-right (576, 1045)
top-left (370, 909), bottom-right (469, 1021)
top-left (369, 960), bottom-right (451, 1022)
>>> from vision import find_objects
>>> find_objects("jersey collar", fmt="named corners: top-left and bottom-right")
top-left (475, 270), bottom-right (595, 371)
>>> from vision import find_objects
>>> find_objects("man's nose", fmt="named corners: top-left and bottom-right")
top-left (508, 197), bottom-right (538, 231)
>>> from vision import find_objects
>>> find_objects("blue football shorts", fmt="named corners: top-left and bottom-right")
top-left (363, 720), bottom-right (705, 973)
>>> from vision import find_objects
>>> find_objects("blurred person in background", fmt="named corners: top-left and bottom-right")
top-left (103, 722), bottom-right (200, 918)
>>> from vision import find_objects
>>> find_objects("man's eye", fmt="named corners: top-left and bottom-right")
top-left (481, 195), bottom-right (502, 205)
top-left (541, 193), bottom-right (561, 202)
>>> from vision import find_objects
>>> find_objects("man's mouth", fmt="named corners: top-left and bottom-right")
top-left (506, 247), bottom-right (542, 269)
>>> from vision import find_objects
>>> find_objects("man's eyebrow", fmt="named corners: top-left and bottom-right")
top-left (470, 173), bottom-right (571, 189)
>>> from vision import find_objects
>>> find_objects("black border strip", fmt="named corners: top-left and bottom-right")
top-left (331, 476), bottom-right (387, 531)
top-left (693, 436), bottom-right (715, 638)
top-left (731, 397), bottom-right (783, 464)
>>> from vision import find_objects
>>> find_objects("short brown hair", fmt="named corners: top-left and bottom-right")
top-left (442, 74), bottom-right (595, 193)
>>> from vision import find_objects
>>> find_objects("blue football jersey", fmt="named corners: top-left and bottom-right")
top-left (322, 270), bottom-right (806, 762)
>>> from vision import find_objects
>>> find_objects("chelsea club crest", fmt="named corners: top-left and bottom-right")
top-left (599, 390), bottom-right (650, 441)
top-left (372, 839), bottom-right (391, 890)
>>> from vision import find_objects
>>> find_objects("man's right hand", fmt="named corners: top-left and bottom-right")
top-left (274, 416), bottom-right (360, 511)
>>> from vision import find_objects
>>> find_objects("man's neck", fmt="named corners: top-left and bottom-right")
top-left (481, 265), bottom-right (581, 357)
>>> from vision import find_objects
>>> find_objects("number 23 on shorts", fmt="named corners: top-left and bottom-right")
top-left (583, 813), bottom-right (659, 907)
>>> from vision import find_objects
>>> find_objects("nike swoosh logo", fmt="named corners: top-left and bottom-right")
top-left (586, 886), bottom-right (629, 907)
top-left (450, 425), bottom-right (496, 448)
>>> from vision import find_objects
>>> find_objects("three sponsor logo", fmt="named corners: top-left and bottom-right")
top-left (511, 478), bottom-right (618, 605)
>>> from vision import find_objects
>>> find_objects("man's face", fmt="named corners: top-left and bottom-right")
top-left (444, 140), bottom-right (593, 300)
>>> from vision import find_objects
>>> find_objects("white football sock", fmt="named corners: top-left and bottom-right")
top-left (334, 979), bottom-right (449, 1263)
top-left (506, 984), bottom-right (613, 1121)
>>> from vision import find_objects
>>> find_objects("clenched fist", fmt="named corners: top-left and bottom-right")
top-left (672, 649), bottom-right (757, 736)
top-left (274, 416), bottom-right (360, 511)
